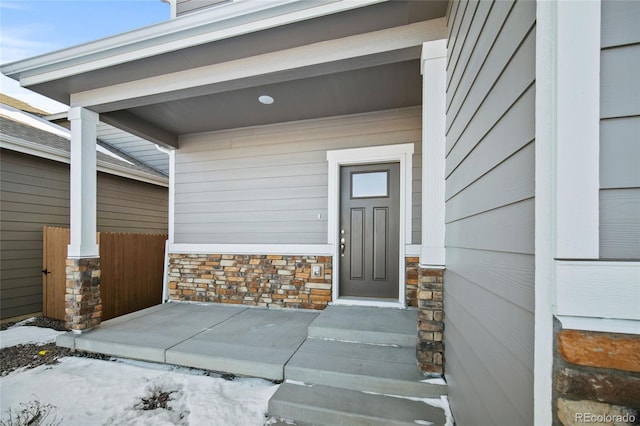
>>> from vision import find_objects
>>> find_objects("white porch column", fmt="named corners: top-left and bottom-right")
top-left (67, 106), bottom-right (99, 258)
top-left (420, 39), bottom-right (447, 267)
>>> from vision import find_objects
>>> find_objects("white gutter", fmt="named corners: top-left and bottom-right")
top-left (1, 0), bottom-right (387, 86)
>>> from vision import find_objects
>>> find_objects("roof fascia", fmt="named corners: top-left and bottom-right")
top-left (71, 18), bottom-right (446, 112)
top-left (2, 0), bottom-right (387, 86)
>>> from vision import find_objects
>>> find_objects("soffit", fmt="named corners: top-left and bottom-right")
top-left (10, 1), bottom-right (446, 141)
top-left (130, 60), bottom-right (421, 135)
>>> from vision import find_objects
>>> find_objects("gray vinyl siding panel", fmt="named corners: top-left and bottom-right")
top-left (174, 108), bottom-right (422, 245)
top-left (601, 0), bottom-right (640, 48)
top-left (599, 0), bottom-right (640, 259)
top-left (96, 174), bottom-right (168, 234)
top-left (0, 149), bottom-right (168, 319)
top-left (600, 117), bottom-right (640, 189)
top-left (600, 189), bottom-right (640, 259)
top-left (443, 1), bottom-right (535, 425)
top-left (600, 44), bottom-right (640, 120)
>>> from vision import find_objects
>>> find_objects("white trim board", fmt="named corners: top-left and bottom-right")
top-left (556, 316), bottom-right (640, 336)
top-left (168, 243), bottom-right (423, 257)
top-left (168, 243), bottom-right (334, 256)
top-left (556, 261), bottom-right (640, 321)
top-left (327, 143), bottom-right (414, 306)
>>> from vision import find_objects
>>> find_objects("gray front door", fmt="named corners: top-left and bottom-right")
top-left (339, 162), bottom-right (400, 299)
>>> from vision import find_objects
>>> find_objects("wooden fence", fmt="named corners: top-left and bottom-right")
top-left (43, 226), bottom-right (167, 321)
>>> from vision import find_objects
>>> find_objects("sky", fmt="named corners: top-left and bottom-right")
top-left (0, 0), bottom-right (171, 113)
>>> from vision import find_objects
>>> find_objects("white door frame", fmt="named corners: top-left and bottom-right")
top-left (327, 143), bottom-right (414, 307)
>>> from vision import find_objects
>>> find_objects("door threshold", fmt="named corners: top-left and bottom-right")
top-left (331, 298), bottom-right (405, 309)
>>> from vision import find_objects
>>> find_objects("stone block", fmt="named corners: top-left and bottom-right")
top-left (557, 398), bottom-right (639, 426)
top-left (305, 282), bottom-right (332, 290)
top-left (558, 330), bottom-right (640, 372)
top-left (417, 290), bottom-right (433, 300)
top-left (418, 320), bottom-right (444, 332)
top-left (555, 367), bottom-right (640, 409)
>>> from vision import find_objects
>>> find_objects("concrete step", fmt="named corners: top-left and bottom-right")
top-left (285, 338), bottom-right (447, 398)
top-left (269, 382), bottom-right (447, 426)
top-left (307, 305), bottom-right (418, 347)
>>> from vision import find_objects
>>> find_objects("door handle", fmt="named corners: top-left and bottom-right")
top-left (42, 269), bottom-right (51, 275)
top-left (340, 232), bottom-right (346, 257)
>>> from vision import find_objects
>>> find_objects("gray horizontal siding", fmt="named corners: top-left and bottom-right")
top-left (599, 0), bottom-right (640, 259)
top-left (97, 174), bottom-right (168, 234)
top-left (443, 1), bottom-right (535, 425)
top-left (174, 108), bottom-right (422, 245)
top-left (0, 149), bottom-right (168, 320)
top-left (600, 188), bottom-right (640, 259)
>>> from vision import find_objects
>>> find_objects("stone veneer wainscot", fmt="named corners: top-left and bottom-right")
top-left (65, 257), bottom-right (102, 332)
top-left (416, 267), bottom-right (444, 374)
top-left (553, 320), bottom-right (640, 425)
top-left (168, 254), bottom-right (332, 310)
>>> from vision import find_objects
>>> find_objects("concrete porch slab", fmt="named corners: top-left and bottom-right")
top-left (59, 303), bottom-right (248, 362)
top-left (166, 308), bottom-right (318, 380)
top-left (307, 305), bottom-right (418, 346)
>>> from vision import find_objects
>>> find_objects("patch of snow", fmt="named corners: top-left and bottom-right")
top-left (12, 317), bottom-right (36, 327)
top-left (1, 357), bottom-right (279, 426)
top-left (420, 377), bottom-right (446, 385)
top-left (414, 420), bottom-right (433, 425)
top-left (285, 379), bottom-right (314, 387)
top-left (0, 326), bottom-right (65, 349)
top-left (362, 392), bottom-right (454, 426)
top-left (311, 336), bottom-right (399, 347)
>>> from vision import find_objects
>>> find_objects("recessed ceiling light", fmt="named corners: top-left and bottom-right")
top-left (258, 95), bottom-right (274, 105)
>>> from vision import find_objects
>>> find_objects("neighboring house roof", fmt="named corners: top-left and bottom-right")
top-left (0, 104), bottom-right (168, 187)
top-left (46, 112), bottom-right (170, 175)
top-left (0, 94), bottom-right (49, 116)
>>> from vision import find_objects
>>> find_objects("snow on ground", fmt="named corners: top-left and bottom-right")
top-left (0, 326), bottom-right (65, 349)
top-left (1, 324), bottom-right (279, 425)
top-left (1, 357), bottom-right (279, 426)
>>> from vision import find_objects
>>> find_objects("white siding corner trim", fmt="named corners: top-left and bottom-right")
top-left (327, 143), bottom-right (414, 305)
top-left (555, 0), bottom-right (601, 259)
top-left (420, 39), bottom-right (446, 268)
top-left (535, 3), bottom-right (557, 423)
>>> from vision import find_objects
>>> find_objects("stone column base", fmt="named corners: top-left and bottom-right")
top-left (416, 267), bottom-right (445, 374)
top-left (65, 257), bottom-right (102, 332)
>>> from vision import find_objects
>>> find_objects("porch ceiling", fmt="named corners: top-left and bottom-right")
top-left (3, 0), bottom-right (447, 144)
top-left (128, 60), bottom-right (422, 135)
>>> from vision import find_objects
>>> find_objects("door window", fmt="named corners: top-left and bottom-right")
top-left (351, 171), bottom-right (388, 198)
